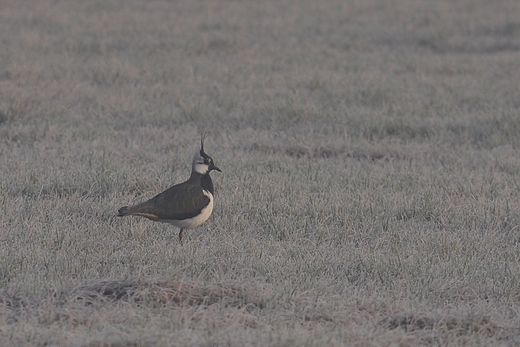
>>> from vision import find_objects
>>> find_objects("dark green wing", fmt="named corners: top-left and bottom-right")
top-left (126, 183), bottom-right (210, 221)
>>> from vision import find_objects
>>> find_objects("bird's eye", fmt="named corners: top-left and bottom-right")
top-left (205, 158), bottom-right (211, 165)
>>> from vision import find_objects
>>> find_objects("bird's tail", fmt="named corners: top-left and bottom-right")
top-left (117, 206), bottom-right (129, 217)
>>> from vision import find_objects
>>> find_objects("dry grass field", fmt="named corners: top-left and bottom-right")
top-left (1, 0), bottom-right (520, 345)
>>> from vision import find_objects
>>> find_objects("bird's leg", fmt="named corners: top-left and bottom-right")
top-left (179, 229), bottom-right (184, 246)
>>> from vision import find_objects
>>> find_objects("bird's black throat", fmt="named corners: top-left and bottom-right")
top-left (201, 173), bottom-right (215, 195)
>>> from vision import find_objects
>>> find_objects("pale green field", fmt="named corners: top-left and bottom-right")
top-left (1, 0), bottom-right (520, 346)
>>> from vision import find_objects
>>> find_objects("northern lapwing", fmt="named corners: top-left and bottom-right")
top-left (117, 136), bottom-right (221, 245)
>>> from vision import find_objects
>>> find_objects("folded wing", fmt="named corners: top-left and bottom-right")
top-left (118, 184), bottom-right (210, 221)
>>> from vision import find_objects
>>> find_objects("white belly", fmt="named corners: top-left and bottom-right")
top-left (164, 190), bottom-right (214, 229)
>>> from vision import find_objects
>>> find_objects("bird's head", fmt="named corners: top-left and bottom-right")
top-left (192, 135), bottom-right (221, 175)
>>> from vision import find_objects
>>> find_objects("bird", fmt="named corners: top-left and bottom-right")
top-left (117, 135), bottom-right (221, 245)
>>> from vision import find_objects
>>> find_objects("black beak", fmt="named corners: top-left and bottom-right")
top-left (211, 164), bottom-right (222, 173)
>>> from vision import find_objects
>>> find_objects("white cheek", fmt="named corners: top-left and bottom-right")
top-left (194, 163), bottom-right (209, 174)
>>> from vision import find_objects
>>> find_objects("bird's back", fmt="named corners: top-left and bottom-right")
top-left (118, 173), bottom-right (211, 222)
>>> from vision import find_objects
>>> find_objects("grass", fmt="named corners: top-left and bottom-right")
top-left (1, 0), bottom-right (520, 345)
